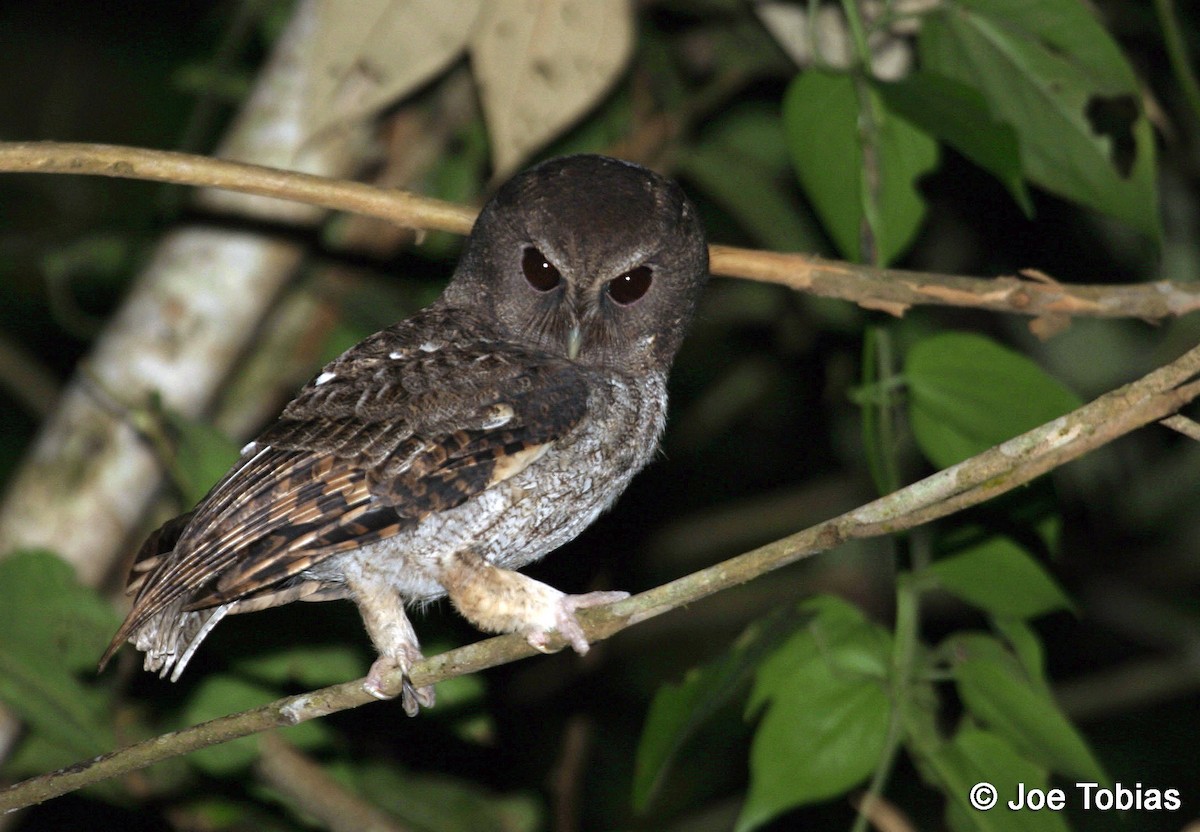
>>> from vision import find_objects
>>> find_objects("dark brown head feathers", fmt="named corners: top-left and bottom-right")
top-left (444, 154), bottom-right (709, 367)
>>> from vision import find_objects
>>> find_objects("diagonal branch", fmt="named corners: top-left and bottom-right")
top-left (256, 734), bottom-right (411, 832)
top-left (2, 141), bottom-right (1198, 323)
top-left (3, 340), bottom-right (1199, 813)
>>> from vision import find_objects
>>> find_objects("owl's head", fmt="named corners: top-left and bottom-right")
top-left (443, 155), bottom-right (709, 370)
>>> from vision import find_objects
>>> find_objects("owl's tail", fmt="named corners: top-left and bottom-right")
top-left (100, 598), bottom-right (231, 682)
top-left (98, 511), bottom-right (212, 678)
top-left (128, 600), bottom-right (232, 682)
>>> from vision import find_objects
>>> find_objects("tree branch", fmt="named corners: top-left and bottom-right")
top-left (0, 141), bottom-right (474, 236)
top-left (256, 734), bottom-right (411, 832)
top-left (2, 141), bottom-right (1197, 323)
top-left (4, 339), bottom-right (1199, 813)
top-left (707, 247), bottom-right (1200, 323)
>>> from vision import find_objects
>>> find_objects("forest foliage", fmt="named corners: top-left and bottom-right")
top-left (1, 1), bottom-right (1198, 830)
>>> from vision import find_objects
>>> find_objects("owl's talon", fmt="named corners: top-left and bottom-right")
top-left (364, 655), bottom-right (434, 716)
top-left (527, 632), bottom-right (556, 654)
top-left (537, 590), bottom-right (630, 655)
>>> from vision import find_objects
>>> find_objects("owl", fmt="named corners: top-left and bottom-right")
top-left (101, 154), bottom-right (709, 715)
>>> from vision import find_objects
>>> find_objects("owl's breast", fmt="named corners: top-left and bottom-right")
top-left (492, 366), bottom-right (670, 566)
top-left (334, 368), bottom-right (668, 601)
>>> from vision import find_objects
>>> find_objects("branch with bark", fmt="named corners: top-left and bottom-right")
top-left (3, 337), bottom-right (1198, 812)
top-left (3, 141), bottom-right (1198, 324)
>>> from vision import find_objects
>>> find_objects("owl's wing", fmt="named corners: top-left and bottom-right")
top-left (106, 311), bottom-right (589, 656)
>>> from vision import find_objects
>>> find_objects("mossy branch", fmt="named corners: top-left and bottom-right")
top-left (3, 339), bottom-right (1199, 812)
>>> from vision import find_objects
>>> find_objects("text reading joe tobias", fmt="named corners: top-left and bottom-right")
top-left (970, 781), bottom-right (1181, 813)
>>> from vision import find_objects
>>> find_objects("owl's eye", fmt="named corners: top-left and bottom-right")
top-left (522, 247), bottom-right (562, 292)
top-left (606, 266), bottom-right (653, 306)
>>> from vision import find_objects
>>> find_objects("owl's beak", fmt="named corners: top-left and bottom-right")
top-left (566, 324), bottom-right (583, 360)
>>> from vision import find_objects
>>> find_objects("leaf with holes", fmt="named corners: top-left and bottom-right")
top-left (919, 0), bottom-right (1158, 237)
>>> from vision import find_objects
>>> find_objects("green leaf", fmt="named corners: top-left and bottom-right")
top-left (680, 105), bottom-right (825, 252)
top-left (0, 550), bottom-right (121, 672)
top-left (919, 0), bottom-right (1159, 238)
top-left (0, 551), bottom-right (118, 764)
top-left (927, 536), bottom-right (1074, 619)
top-left (906, 332), bottom-right (1082, 469)
top-left (737, 597), bottom-right (892, 831)
top-left (993, 617), bottom-right (1050, 694)
top-left (633, 607), bottom-right (808, 811)
top-left (874, 72), bottom-right (1031, 215)
top-left (182, 676), bottom-right (331, 775)
top-left (928, 727), bottom-right (1071, 832)
top-left (1035, 513), bottom-right (1062, 556)
top-left (947, 633), bottom-right (1106, 782)
top-left (783, 69), bottom-right (938, 265)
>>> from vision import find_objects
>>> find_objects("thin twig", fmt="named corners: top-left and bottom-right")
top-left (3, 341), bottom-right (1199, 813)
top-left (1160, 413), bottom-right (1200, 441)
top-left (256, 734), bottom-right (410, 832)
top-left (849, 791), bottom-right (916, 832)
top-left (1055, 652), bottom-right (1200, 723)
top-left (2, 141), bottom-right (1198, 323)
top-left (550, 716), bottom-right (592, 832)
top-left (0, 333), bottom-right (60, 419)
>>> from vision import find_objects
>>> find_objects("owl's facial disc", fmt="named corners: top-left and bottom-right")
top-left (447, 154), bottom-right (709, 366)
top-left (518, 239), bottom-right (657, 362)
top-left (518, 243), bottom-right (584, 357)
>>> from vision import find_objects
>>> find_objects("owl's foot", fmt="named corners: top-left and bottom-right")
top-left (347, 577), bottom-right (432, 715)
top-left (364, 650), bottom-right (435, 717)
top-left (526, 590), bottom-right (630, 655)
top-left (440, 551), bottom-right (629, 654)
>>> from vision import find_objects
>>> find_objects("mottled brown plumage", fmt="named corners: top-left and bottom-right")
top-left (102, 154), bottom-right (709, 714)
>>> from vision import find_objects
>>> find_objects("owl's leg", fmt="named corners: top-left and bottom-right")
top-left (438, 550), bottom-right (629, 654)
top-left (346, 577), bottom-right (434, 716)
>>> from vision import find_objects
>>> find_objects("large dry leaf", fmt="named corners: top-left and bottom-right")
top-left (470, 0), bottom-right (634, 176)
top-left (306, 0), bottom-right (483, 140)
